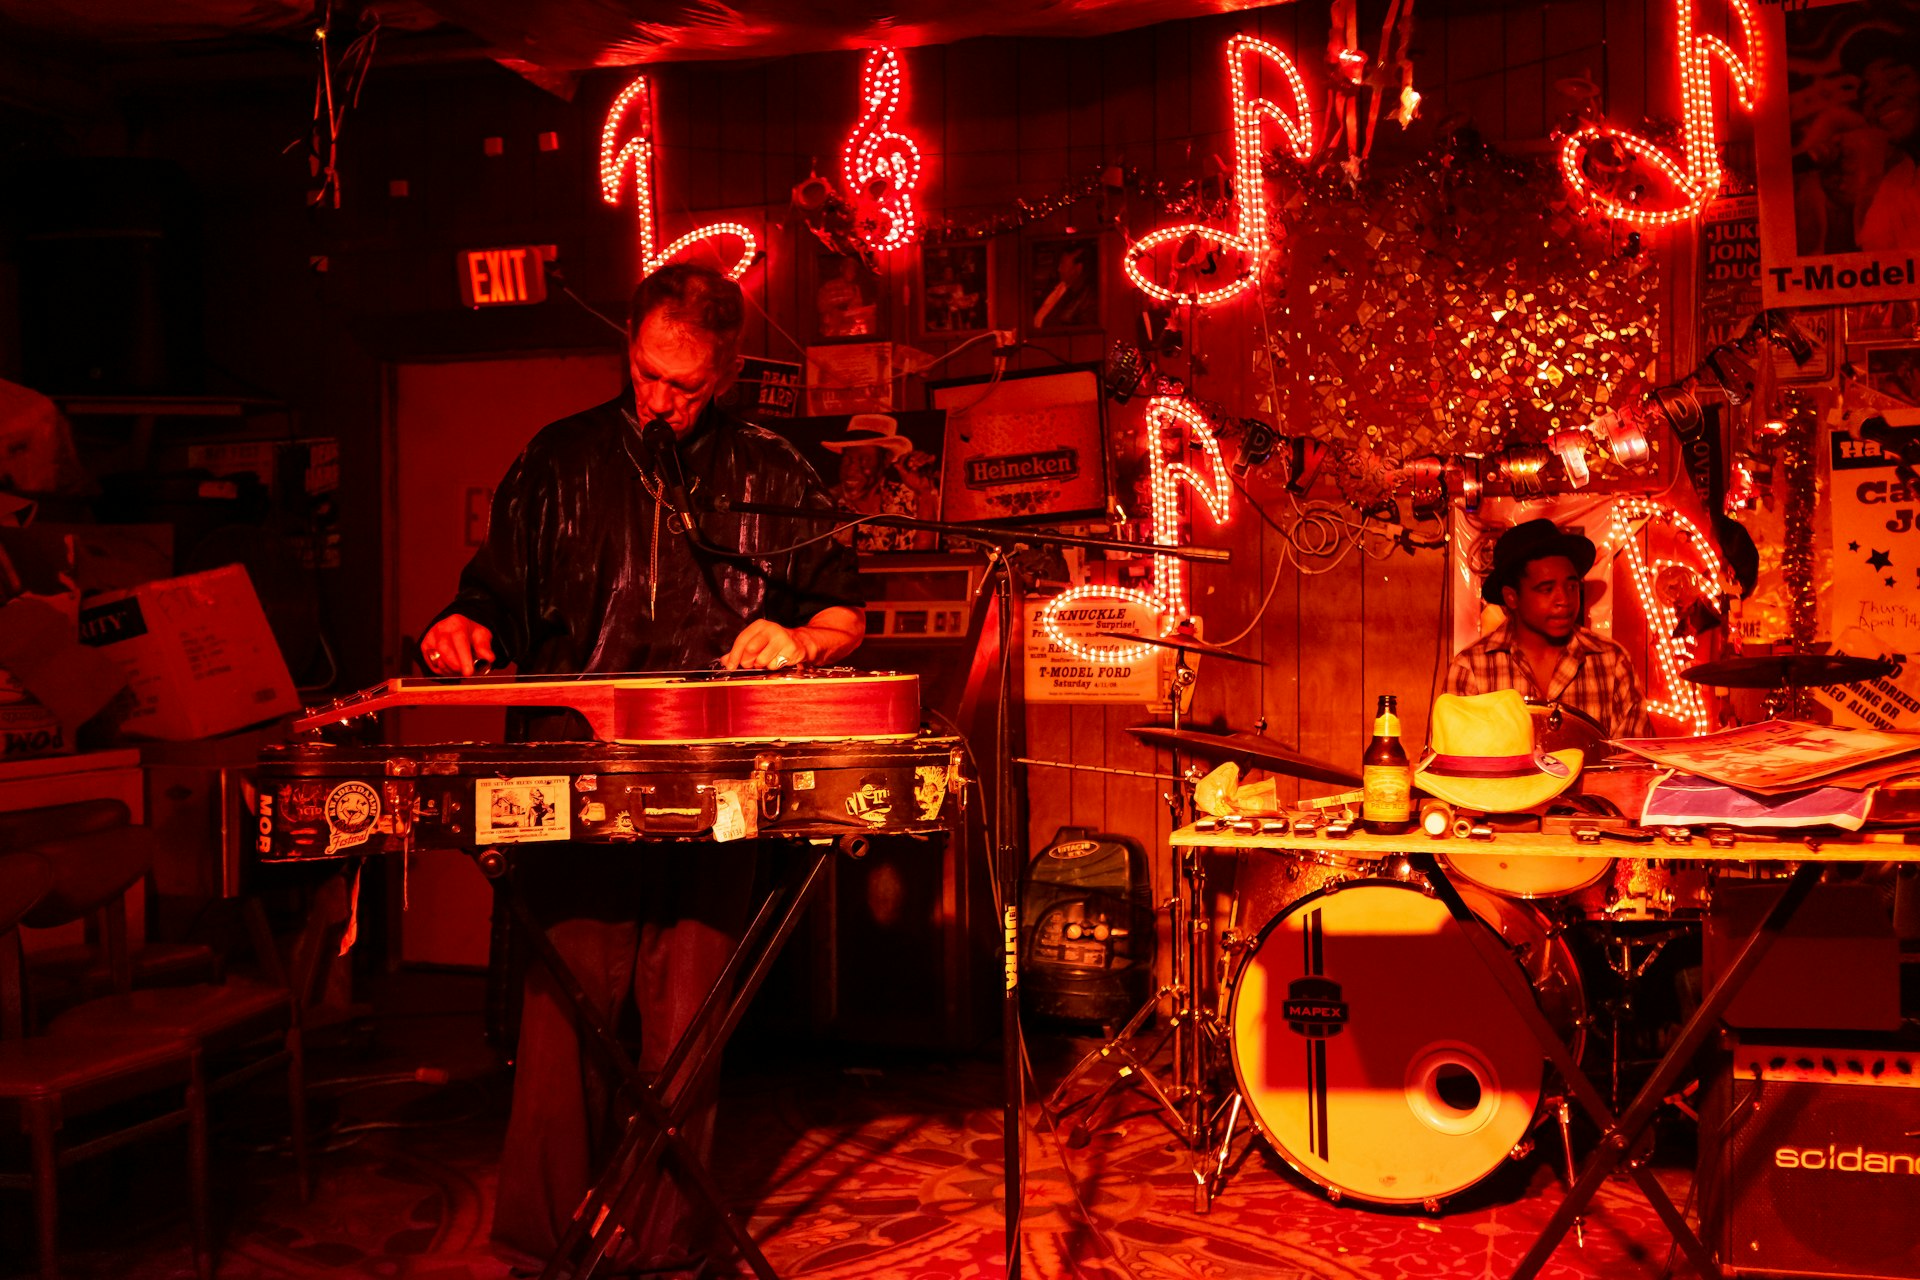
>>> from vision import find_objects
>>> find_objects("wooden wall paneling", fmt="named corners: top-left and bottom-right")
top-left (1151, 21), bottom-right (1196, 183)
top-left (910, 45), bottom-right (948, 217)
top-left (716, 63), bottom-right (769, 211)
top-left (1100, 29), bottom-right (1160, 161)
top-left (1064, 37), bottom-right (1106, 160)
top-left (1440, 9), bottom-right (1509, 141)
top-left (1544, 0), bottom-right (1608, 59)
top-left (1361, 547), bottom-right (1448, 759)
top-left (1070, 703), bottom-right (1109, 832)
top-left (1292, 486), bottom-right (1368, 784)
top-left (1251, 480), bottom-right (1304, 807)
top-left (1024, 701), bottom-right (1076, 858)
top-left (1603, 0), bottom-right (1649, 125)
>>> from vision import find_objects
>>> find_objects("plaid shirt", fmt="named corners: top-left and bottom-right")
top-left (1444, 625), bottom-right (1650, 739)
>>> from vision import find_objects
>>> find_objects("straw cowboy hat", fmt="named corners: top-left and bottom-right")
top-left (1414, 689), bottom-right (1583, 813)
top-left (821, 414), bottom-right (913, 456)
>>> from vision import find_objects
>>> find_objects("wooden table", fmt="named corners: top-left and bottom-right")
top-left (1170, 822), bottom-right (1917, 1280)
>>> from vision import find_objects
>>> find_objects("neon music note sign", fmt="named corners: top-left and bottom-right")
top-left (600, 76), bottom-right (758, 278)
top-left (1560, 0), bottom-right (1763, 226)
top-left (1124, 33), bottom-right (1315, 308)
top-left (841, 48), bottom-right (922, 252)
top-left (1041, 397), bottom-right (1233, 663)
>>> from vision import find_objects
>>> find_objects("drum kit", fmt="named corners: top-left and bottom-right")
top-left (1043, 638), bottom-right (1881, 1214)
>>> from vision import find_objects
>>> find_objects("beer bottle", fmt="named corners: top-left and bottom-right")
top-left (1362, 694), bottom-right (1414, 834)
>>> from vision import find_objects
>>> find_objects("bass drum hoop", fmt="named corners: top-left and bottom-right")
top-left (1224, 878), bottom-right (1584, 1206)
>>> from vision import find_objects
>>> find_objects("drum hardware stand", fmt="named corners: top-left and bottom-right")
top-left (1408, 851), bottom-right (1826, 1280)
top-left (1596, 926), bottom-right (1682, 1113)
top-left (717, 495), bottom-right (1230, 1276)
top-left (1042, 639), bottom-right (1232, 1213)
top-left (471, 840), bottom-right (836, 1280)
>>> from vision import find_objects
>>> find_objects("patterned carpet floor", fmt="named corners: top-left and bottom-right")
top-left (0, 978), bottom-right (1695, 1280)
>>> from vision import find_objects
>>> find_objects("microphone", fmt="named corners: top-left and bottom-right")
top-left (640, 417), bottom-right (695, 519)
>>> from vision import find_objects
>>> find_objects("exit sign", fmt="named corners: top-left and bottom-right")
top-left (458, 244), bottom-right (554, 308)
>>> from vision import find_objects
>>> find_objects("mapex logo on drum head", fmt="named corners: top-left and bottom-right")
top-left (1283, 976), bottom-right (1348, 1037)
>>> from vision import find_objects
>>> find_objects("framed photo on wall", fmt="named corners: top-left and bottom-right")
top-left (810, 249), bottom-right (888, 344)
top-left (1776, 307), bottom-right (1835, 383)
top-left (1025, 235), bottom-right (1102, 335)
top-left (1847, 300), bottom-right (1920, 346)
top-left (929, 364), bottom-right (1108, 525)
top-left (917, 242), bottom-right (992, 337)
top-left (1866, 345), bottom-right (1920, 406)
top-left (774, 411), bottom-right (946, 552)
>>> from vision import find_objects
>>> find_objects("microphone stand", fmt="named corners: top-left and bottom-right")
top-left (659, 483), bottom-right (1227, 1277)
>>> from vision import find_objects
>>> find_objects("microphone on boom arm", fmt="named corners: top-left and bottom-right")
top-left (640, 416), bottom-right (698, 522)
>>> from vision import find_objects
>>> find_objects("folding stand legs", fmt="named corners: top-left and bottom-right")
top-left (472, 842), bottom-right (834, 1280)
top-left (1415, 854), bottom-right (1822, 1280)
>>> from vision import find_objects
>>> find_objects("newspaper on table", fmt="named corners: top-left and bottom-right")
top-left (1639, 770), bottom-right (1874, 831)
top-left (1610, 720), bottom-right (1920, 795)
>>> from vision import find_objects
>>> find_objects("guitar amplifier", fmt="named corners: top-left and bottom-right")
top-left (1700, 1034), bottom-right (1920, 1278)
top-left (857, 553), bottom-right (987, 642)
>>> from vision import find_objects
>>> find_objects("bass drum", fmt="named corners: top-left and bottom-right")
top-left (1439, 701), bottom-right (1612, 898)
top-left (1228, 879), bottom-right (1584, 1206)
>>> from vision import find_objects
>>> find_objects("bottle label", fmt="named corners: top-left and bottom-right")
top-left (1363, 764), bottom-right (1411, 821)
top-left (1373, 712), bottom-right (1401, 737)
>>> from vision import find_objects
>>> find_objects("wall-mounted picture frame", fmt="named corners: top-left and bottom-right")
top-left (917, 242), bottom-right (992, 338)
top-left (1776, 306), bottom-right (1835, 384)
top-left (1847, 300), bottom-right (1920, 346)
top-left (1866, 345), bottom-right (1920, 406)
top-left (928, 364), bottom-right (1109, 526)
top-left (1025, 235), bottom-right (1103, 335)
top-left (810, 249), bottom-right (888, 344)
top-left (775, 411), bottom-right (946, 553)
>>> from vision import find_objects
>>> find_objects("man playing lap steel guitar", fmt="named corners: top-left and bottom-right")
top-left (419, 262), bottom-right (865, 1277)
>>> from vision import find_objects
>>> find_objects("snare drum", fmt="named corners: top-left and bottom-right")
top-left (1227, 878), bottom-right (1584, 1205)
top-left (1574, 858), bottom-right (1711, 921)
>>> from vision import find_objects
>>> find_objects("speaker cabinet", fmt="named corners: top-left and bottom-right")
top-left (1701, 1035), bottom-right (1920, 1278)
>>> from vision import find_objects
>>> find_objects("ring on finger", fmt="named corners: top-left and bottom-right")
top-left (771, 654), bottom-right (792, 669)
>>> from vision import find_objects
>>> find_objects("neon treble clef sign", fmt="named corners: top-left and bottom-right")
top-left (1560, 0), bottom-right (1763, 226)
top-left (1124, 33), bottom-right (1315, 307)
top-left (842, 48), bottom-right (921, 252)
top-left (1041, 397), bottom-right (1233, 663)
top-left (600, 76), bottom-right (758, 278)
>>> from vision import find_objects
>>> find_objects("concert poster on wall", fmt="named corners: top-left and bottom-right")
top-left (1701, 195), bottom-right (1761, 351)
top-left (775, 411), bottom-right (945, 553)
top-left (804, 342), bottom-right (892, 415)
top-left (1816, 406), bottom-right (1920, 728)
top-left (1755, 0), bottom-right (1920, 308)
top-left (927, 365), bottom-right (1109, 526)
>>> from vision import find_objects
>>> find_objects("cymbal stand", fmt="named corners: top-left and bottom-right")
top-left (1043, 643), bottom-right (1226, 1211)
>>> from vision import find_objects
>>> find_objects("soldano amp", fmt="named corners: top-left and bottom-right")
top-left (1700, 1034), bottom-right (1920, 1279)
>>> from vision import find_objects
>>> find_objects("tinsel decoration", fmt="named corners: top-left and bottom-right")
top-left (918, 163), bottom-right (1232, 244)
top-left (1251, 135), bottom-right (1660, 505)
top-left (1777, 389), bottom-right (1819, 652)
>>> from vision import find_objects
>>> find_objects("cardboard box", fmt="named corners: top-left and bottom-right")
top-left (0, 671), bottom-right (66, 759)
top-left (79, 565), bottom-right (298, 741)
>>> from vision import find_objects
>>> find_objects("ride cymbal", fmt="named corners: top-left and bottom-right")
top-left (1127, 725), bottom-right (1361, 787)
top-left (1682, 653), bottom-right (1895, 689)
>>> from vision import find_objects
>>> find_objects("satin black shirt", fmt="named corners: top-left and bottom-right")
top-left (435, 393), bottom-right (865, 691)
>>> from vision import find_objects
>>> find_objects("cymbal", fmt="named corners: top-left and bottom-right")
top-left (1128, 725), bottom-right (1362, 787)
top-left (1097, 630), bottom-right (1263, 665)
top-left (1682, 653), bottom-right (1896, 689)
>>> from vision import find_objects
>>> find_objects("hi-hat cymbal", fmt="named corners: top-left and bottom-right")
top-left (1682, 653), bottom-right (1896, 689)
top-left (1097, 630), bottom-right (1263, 665)
top-left (1128, 725), bottom-right (1361, 787)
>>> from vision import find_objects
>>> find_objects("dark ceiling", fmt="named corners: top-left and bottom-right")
top-left (0, 0), bottom-right (1304, 72)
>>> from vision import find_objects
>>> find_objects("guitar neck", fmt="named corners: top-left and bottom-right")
top-left (295, 677), bottom-right (619, 736)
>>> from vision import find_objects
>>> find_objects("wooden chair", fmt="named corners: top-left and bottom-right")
top-left (0, 843), bottom-right (209, 1280)
top-left (29, 819), bottom-right (320, 1205)
top-left (6, 799), bottom-right (220, 1022)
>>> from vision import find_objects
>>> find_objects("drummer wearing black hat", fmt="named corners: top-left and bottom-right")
top-left (1444, 517), bottom-right (1650, 739)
